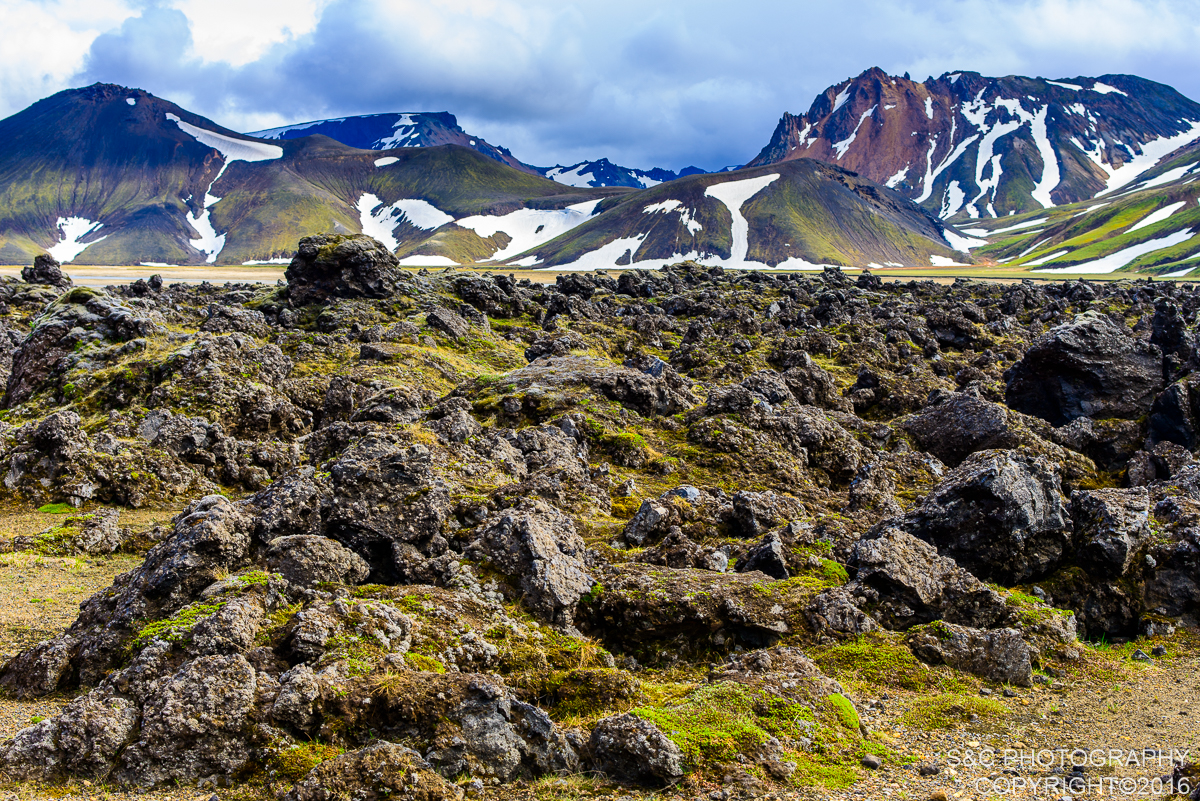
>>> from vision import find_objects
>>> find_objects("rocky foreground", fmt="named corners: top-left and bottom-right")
top-left (0, 241), bottom-right (1197, 799)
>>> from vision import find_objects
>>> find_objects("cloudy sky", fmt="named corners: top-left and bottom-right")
top-left (4, 0), bottom-right (1200, 171)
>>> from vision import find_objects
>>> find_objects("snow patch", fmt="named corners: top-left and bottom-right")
top-left (989, 217), bottom-right (1046, 235)
top-left (831, 83), bottom-right (852, 114)
top-left (374, 156), bottom-right (399, 167)
top-left (941, 181), bottom-right (966, 218)
top-left (1046, 80), bottom-right (1082, 91)
top-left (1025, 249), bottom-right (1069, 266)
top-left (885, 166), bottom-right (909, 189)
top-left (1033, 229), bottom-right (1196, 274)
top-left (1127, 165), bottom-right (1193, 193)
top-left (1029, 106), bottom-right (1060, 207)
top-left (397, 255), bottom-right (460, 267)
top-left (243, 258), bottom-right (292, 265)
top-left (167, 113), bottom-right (283, 163)
top-left (832, 106), bottom-right (876, 160)
top-left (704, 173), bottom-right (781, 265)
top-left (356, 193), bottom-right (453, 249)
top-left (643, 200), bottom-right (702, 235)
top-left (1096, 122), bottom-right (1200, 195)
top-left (943, 227), bottom-right (987, 251)
top-left (1091, 82), bottom-right (1127, 96)
top-left (1128, 201), bottom-right (1188, 233)
top-left (48, 217), bottom-right (107, 263)
top-left (544, 164), bottom-right (593, 188)
top-left (126, 98), bottom-right (136, 106)
top-left (930, 255), bottom-right (966, 266)
top-left (1163, 265), bottom-right (1198, 278)
top-left (457, 200), bottom-right (602, 261)
top-left (374, 114), bottom-right (418, 149)
top-left (924, 97), bottom-right (934, 119)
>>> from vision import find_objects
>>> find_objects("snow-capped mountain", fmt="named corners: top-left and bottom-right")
top-left (748, 67), bottom-right (1200, 220)
top-left (537, 158), bottom-right (706, 189)
top-left (249, 115), bottom-right (703, 190)
top-left (248, 112), bottom-right (537, 175)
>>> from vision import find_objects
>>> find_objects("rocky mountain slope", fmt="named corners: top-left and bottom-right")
top-left (749, 67), bottom-right (1200, 221)
top-left (0, 243), bottom-right (1197, 798)
top-left (250, 115), bottom-right (700, 190)
top-left (491, 160), bottom-right (965, 269)
top-left (947, 139), bottom-right (1200, 275)
top-left (249, 111), bottom-right (538, 175)
top-left (0, 244), bottom-right (1196, 797)
top-left (0, 84), bottom-right (612, 266)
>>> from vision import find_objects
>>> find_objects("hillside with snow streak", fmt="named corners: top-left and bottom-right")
top-left (749, 68), bottom-right (1200, 221)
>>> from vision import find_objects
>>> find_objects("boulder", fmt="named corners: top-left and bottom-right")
top-left (285, 234), bottom-right (404, 305)
top-left (849, 528), bottom-right (1009, 629)
top-left (906, 622), bottom-right (1033, 686)
top-left (589, 714), bottom-right (685, 786)
top-left (426, 307), bottom-right (470, 340)
top-left (902, 393), bottom-right (1017, 467)
top-left (1071, 488), bottom-right (1151, 578)
top-left (284, 742), bottom-right (463, 801)
top-left (23, 254), bottom-right (72, 289)
top-left (736, 531), bottom-right (790, 580)
top-left (1004, 311), bottom-right (1163, 426)
top-left (470, 501), bottom-right (594, 624)
top-left (1148, 374), bottom-right (1200, 451)
top-left (265, 535), bottom-right (371, 588)
top-left (884, 450), bottom-right (1071, 584)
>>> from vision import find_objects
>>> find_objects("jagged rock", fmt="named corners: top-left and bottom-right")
top-left (265, 535), bottom-right (371, 588)
top-left (907, 622), bottom-right (1033, 686)
top-left (1005, 311), bottom-right (1164, 426)
top-left (6, 287), bottom-right (163, 405)
top-left (579, 563), bottom-right (798, 651)
top-left (323, 435), bottom-right (451, 583)
top-left (589, 714), bottom-right (685, 786)
top-left (284, 741), bottom-right (463, 801)
top-left (902, 393), bottom-right (1018, 467)
top-left (635, 529), bottom-right (727, 571)
top-left (74, 508), bottom-right (123, 554)
top-left (736, 531), bottom-right (790, 579)
top-left (471, 501), bottom-right (593, 625)
top-left (285, 234), bottom-right (404, 305)
top-left (849, 528), bottom-right (1009, 629)
top-left (0, 495), bottom-right (254, 696)
top-left (23, 254), bottom-right (72, 289)
top-left (199, 304), bottom-right (269, 337)
top-left (847, 462), bottom-right (903, 517)
top-left (494, 356), bottom-right (698, 419)
top-left (426, 307), bottom-right (470, 339)
top-left (727, 490), bottom-right (806, 539)
top-left (883, 450), bottom-right (1071, 584)
top-left (1071, 488), bottom-right (1151, 578)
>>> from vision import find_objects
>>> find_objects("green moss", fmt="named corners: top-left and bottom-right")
top-left (403, 652), bottom-right (446, 673)
top-left (826, 693), bottom-right (860, 730)
top-left (267, 741), bottom-right (344, 783)
top-left (812, 635), bottom-right (933, 691)
top-left (900, 693), bottom-right (1009, 730)
top-left (817, 558), bottom-right (849, 585)
top-left (37, 503), bottom-right (75, 514)
top-left (633, 682), bottom-right (810, 766)
top-left (133, 601), bottom-right (227, 649)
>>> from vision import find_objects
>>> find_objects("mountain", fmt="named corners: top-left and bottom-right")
top-left (955, 139), bottom-right (1200, 276)
top-left (250, 114), bottom-right (703, 190)
top-left (748, 67), bottom-right (1200, 221)
top-left (248, 111), bottom-right (538, 175)
top-left (0, 84), bottom-right (613, 266)
top-left (410, 160), bottom-right (966, 270)
top-left (536, 158), bottom-right (707, 189)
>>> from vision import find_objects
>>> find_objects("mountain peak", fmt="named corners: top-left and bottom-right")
top-left (749, 68), bottom-right (1200, 219)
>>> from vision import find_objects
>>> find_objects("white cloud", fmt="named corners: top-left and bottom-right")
top-left (0, 0), bottom-right (1198, 171)
top-left (170, 0), bottom-right (334, 66)
top-left (0, 0), bottom-right (133, 114)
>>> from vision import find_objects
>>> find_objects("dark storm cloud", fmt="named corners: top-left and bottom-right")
top-left (63, 0), bottom-right (1200, 172)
